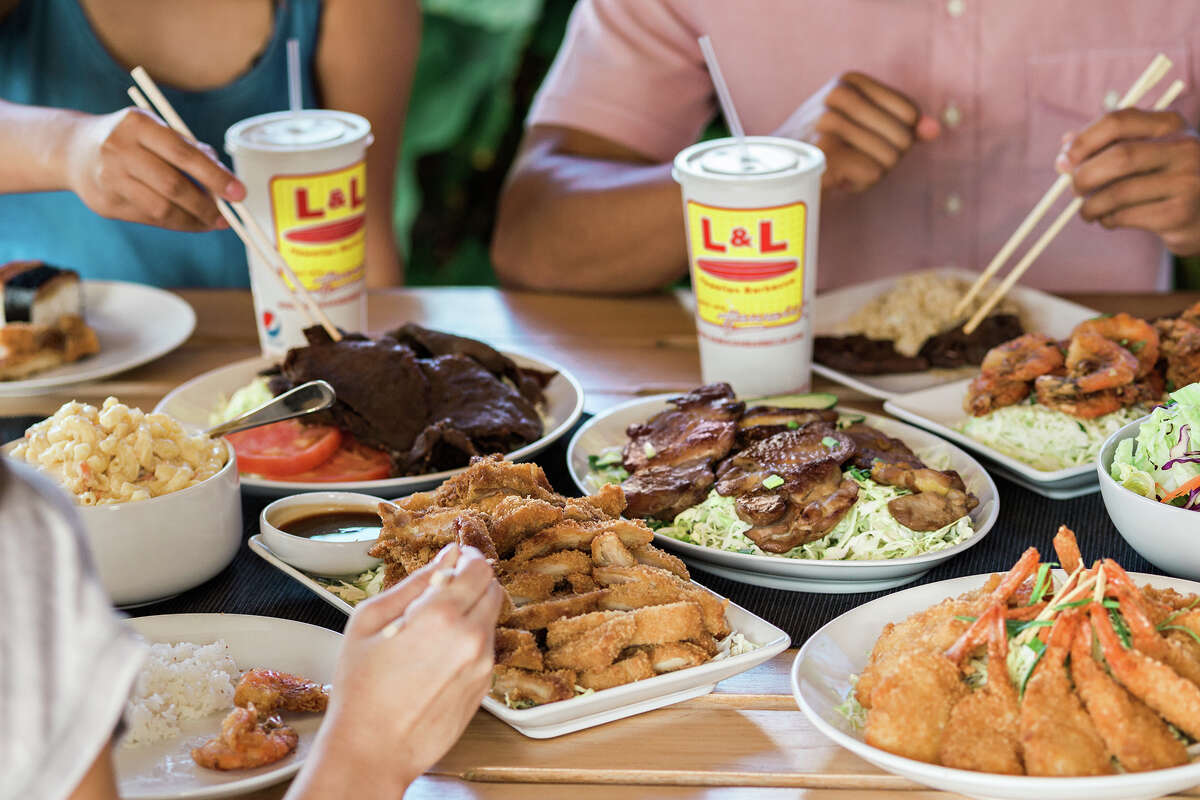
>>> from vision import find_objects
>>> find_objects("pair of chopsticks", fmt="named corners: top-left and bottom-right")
top-left (956, 53), bottom-right (1185, 334)
top-left (127, 66), bottom-right (342, 342)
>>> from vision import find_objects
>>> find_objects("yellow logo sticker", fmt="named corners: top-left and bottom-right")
top-left (685, 200), bottom-right (807, 329)
top-left (269, 161), bottom-right (367, 292)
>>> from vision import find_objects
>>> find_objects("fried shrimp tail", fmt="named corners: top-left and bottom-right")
top-left (938, 605), bottom-right (1023, 774)
top-left (1090, 602), bottom-right (1200, 740)
top-left (1019, 613), bottom-right (1114, 776)
top-left (1052, 525), bottom-right (1083, 575)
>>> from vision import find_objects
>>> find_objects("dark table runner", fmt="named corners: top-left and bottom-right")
top-left (3, 414), bottom-right (1161, 646)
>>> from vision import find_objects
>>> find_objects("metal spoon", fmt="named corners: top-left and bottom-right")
top-left (204, 380), bottom-right (336, 438)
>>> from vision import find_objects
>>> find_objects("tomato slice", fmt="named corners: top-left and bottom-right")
top-left (226, 420), bottom-right (343, 478)
top-left (287, 439), bottom-right (393, 482)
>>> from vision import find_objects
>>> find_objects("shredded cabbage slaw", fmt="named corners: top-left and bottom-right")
top-left (1111, 382), bottom-right (1200, 510)
top-left (959, 399), bottom-right (1146, 471)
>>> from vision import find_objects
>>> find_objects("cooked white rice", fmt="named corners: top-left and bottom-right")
top-left (122, 640), bottom-right (240, 747)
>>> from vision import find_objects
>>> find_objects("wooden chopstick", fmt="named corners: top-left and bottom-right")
top-left (128, 67), bottom-right (343, 342)
top-left (953, 53), bottom-right (1173, 321)
top-left (963, 75), bottom-right (1185, 334)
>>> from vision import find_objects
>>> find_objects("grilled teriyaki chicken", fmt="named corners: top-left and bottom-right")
top-left (616, 387), bottom-right (979, 552)
top-left (714, 425), bottom-right (860, 553)
top-left (619, 383), bottom-right (745, 520)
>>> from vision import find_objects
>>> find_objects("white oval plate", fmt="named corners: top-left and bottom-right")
top-left (883, 378), bottom-right (1103, 497)
top-left (0, 281), bottom-right (196, 397)
top-left (155, 349), bottom-right (584, 497)
top-left (566, 395), bottom-right (998, 593)
top-left (117, 614), bottom-right (341, 800)
top-left (247, 533), bottom-right (790, 739)
top-left (792, 570), bottom-right (1200, 800)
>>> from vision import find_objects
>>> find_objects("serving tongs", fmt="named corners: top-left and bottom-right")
top-left (204, 380), bottom-right (335, 439)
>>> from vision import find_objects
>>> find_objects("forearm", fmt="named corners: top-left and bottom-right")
top-left (492, 146), bottom-right (688, 294)
top-left (0, 99), bottom-right (85, 193)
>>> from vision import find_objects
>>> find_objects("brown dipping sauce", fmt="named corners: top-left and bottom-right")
top-left (280, 511), bottom-right (382, 543)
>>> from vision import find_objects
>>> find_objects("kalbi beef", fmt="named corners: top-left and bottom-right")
top-left (918, 313), bottom-right (1024, 368)
top-left (813, 313), bottom-right (1024, 375)
top-left (735, 407), bottom-right (839, 447)
top-left (390, 322), bottom-right (554, 405)
top-left (405, 354), bottom-right (542, 472)
top-left (274, 326), bottom-right (548, 476)
top-left (279, 328), bottom-right (430, 459)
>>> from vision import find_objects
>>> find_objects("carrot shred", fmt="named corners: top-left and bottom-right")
top-left (1162, 475), bottom-right (1200, 503)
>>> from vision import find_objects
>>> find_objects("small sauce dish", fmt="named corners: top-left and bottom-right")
top-left (260, 491), bottom-right (384, 576)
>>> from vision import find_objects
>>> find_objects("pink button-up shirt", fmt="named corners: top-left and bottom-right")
top-left (528, 0), bottom-right (1200, 292)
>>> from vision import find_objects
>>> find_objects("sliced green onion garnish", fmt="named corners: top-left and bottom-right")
top-left (762, 474), bottom-right (784, 490)
top-left (821, 436), bottom-right (838, 448)
top-left (786, 420), bottom-right (800, 429)
top-left (643, 442), bottom-right (656, 458)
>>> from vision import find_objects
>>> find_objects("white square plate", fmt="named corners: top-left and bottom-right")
top-left (248, 535), bottom-right (791, 738)
top-left (811, 268), bottom-right (1098, 400)
top-left (883, 378), bottom-right (1101, 496)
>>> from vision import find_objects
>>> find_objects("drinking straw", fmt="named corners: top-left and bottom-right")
top-left (697, 35), bottom-right (749, 165)
top-left (287, 38), bottom-right (303, 112)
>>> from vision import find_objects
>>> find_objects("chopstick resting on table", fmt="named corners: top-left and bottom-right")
top-left (963, 75), bottom-right (1186, 334)
top-left (954, 53), bottom-right (1175, 330)
top-left (127, 67), bottom-right (342, 342)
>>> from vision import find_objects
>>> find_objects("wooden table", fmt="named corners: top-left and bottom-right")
top-left (8, 288), bottom-right (1198, 799)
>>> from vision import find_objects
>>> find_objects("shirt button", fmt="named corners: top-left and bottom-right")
top-left (942, 104), bottom-right (963, 128)
top-left (1103, 89), bottom-right (1121, 111)
top-left (947, 0), bottom-right (966, 17)
top-left (945, 194), bottom-right (963, 215)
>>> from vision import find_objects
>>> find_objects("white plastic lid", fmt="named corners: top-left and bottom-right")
top-left (226, 110), bottom-right (371, 154)
top-left (697, 142), bottom-right (799, 175)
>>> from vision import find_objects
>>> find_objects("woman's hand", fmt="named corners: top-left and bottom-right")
top-left (776, 72), bottom-right (941, 193)
top-left (1060, 108), bottom-right (1200, 256)
top-left (63, 107), bottom-right (245, 232)
top-left (288, 543), bottom-right (505, 800)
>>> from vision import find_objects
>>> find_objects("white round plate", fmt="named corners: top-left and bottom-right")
top-left (156, 350), bottom-right (584, 497)
top-left (0, 281), bottom-right (196, 397)
top-left (566, 395), bottom-right (998, 593)
top-left (792, 571), bottom-right (1200, 800)
top-left (117, 614), bottom-right (341, 800)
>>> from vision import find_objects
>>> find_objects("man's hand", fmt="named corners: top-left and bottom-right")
top-left (289, 543), bottom-right (504, 800)
top-left (1059, 108), bottom-right (1200, 256)
top-left (777, 72), bottom-right (940, 193)
top-left (64, 108), bottom-right (245, 232)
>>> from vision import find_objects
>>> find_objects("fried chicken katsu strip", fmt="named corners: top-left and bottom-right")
top-left (492, 666), bottom-right (577, 706)
top-left (494, 628), bottom-right (544, 671)
top-left (544, 602), bottom-right (704, 650)
top-left (510, 518), bottom-right (654, 562)
top-left (545, 616), bottom-right (635, 671)
top-left (501, 590), bottom-right (609, 630)
top-left (500, 572), bottom-right (557, 605)
top-left (578, 651), bottom-right (656, 691)
top-left (639, 641), bottom-right (710, 673)
top-left (594, 565), bottom-right (729, 636)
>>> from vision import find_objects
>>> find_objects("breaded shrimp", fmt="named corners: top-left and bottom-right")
top-left (938, 605), bottom-right (1023, 774)
top-left (1020, 614), bottom-right (1113, 776)
top-left (1090, 602), bottom-right (1200, 740)
top-left (1052, 525), bottom-right (1083, 575)
top-left (1070, 618), bottom-right (1187, 772)
top-left (233, 669), bottom-right (328, 714)
top-left (1106, 561), bottom-right (1200, 686)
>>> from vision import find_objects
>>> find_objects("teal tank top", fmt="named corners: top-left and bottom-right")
top-left (0, 0), bottom-right (322, 287)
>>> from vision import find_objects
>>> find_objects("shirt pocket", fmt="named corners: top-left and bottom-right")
top-left (1025, 44), bottom-right (1196, 169)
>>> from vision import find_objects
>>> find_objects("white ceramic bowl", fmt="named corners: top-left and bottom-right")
top-left (260, 491), bottom-right (383, 576)
top-left (1098, 415), bottom-right (1200, 580)
top-left (4, 438), bottom-right (243, 607)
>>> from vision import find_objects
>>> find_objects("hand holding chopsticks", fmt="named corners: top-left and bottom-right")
top-left (957, 53), bottom-right (1183, 333)
top-left (126, 67), bottom-right (342, 342)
